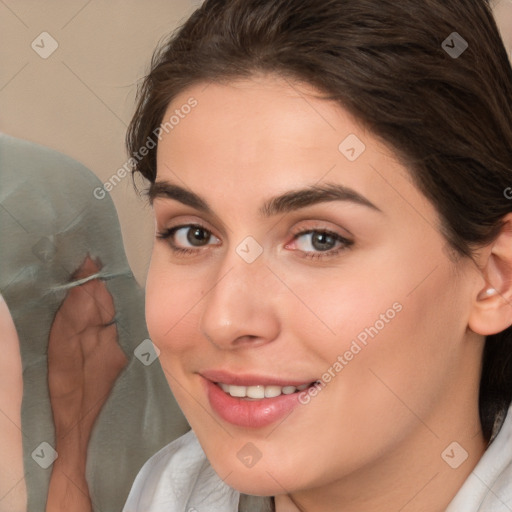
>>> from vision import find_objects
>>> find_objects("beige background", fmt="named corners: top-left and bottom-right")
top-left (1, 0), bottom-right (511, 286)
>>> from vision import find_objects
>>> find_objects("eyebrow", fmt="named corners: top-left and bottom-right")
top-left (148, 180), bottom-right (382, 216)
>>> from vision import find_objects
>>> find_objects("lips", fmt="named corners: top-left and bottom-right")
top-left (200, 370), bottom-right (318, 428)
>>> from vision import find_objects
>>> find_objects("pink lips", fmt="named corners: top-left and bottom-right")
top-left (200, 370), bottom-right (314, 428)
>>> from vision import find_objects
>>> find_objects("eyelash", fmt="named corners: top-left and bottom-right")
top-left (287, 227), bottom-right (353, 260)
top-left (156, 224), bottom-right (209, 257)
top-left (156, 224), bottom-right (354, 260)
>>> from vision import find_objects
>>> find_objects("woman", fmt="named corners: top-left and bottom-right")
top-left (123, 0), bottom-right (512, 510)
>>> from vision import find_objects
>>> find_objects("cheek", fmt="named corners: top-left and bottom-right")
top-left (329, 262), bottom-right (466, 427)
top-left (283, 248), bottom-right (463, 416)
top-left (145, 259), bottom-right (205, 412)
top-left (274, 257), bottom-right (407, 361)
top-left (144, 253), bottom-right (201, 353)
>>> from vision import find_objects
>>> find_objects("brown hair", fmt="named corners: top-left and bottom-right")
top-left (127, 0), bottom-right (512, 440)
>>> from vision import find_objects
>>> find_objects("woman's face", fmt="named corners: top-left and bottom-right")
top-left (146, 74), bottom-right (485, 499)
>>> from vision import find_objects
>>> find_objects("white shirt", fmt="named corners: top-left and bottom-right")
top-left (124, 404), bottom-right (512, 512)
top-left (445, 403), bottom-right (512, 511)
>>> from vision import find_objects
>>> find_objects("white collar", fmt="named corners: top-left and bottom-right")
top-left (446, 402), bottom-right (512, 511)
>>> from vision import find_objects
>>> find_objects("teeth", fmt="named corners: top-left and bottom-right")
top-left (264, 385), bottom-right (282, 398)
top-left (246, 385), bottom-right (265, 399)
top-left (218, 382), bottom-right (312, 399)
top-left (228, 385), bottom-right (246, 397)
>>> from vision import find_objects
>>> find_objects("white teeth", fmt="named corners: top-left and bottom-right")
top-left (264, 385), bottom-right (282, 398)
top-left (218, 382), bottom-right (312, 399)
top-left (246, 385), bottom-right (265, 399)
top-left (228, 385), bottom-right (247, 397)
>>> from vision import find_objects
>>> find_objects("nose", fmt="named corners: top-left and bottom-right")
top-left (199, 252), bottom-right (280, 350)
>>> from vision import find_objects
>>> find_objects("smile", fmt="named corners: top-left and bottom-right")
top-left (201, 374), bottom-right (321, 428)
top-left (216, 382), bottom-right (314, 399)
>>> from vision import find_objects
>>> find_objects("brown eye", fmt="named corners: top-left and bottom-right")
top-left (186, 226), bottom-right (212, 246)
top-left (157, 224), bottom-right (221, 252)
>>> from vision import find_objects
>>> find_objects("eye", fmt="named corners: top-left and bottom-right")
top-left (296, 231), bottom-right (338, 252)
top-left (286, 229), bottom-right (353, 259)
top-left (157, 224), bottom-right (221, 254)
top-left (174, 225), bottom-right (214, 247)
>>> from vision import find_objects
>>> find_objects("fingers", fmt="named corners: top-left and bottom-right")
top-left (71, 255), bottom-right (102, 281)
top-left (54, 256), bottom-right (116, 334)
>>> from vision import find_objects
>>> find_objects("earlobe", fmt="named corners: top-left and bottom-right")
top-left (468, 214), bottom-right (512, 336)
top-left (470, 280), bottom-right (512, 336)
top-left (476, 287), bottom-right (498, 301)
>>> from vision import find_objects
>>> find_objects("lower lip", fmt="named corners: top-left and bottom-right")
top-left (204, 378), bottom-right (305, 428)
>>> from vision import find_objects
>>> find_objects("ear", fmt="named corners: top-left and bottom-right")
top-left (468, 213), bottom-right (512, 336)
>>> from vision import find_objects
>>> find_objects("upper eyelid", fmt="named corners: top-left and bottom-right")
top-left (164, 222), bottom-right (349, 237)
top-left (152, 199), bottom-right (227, 233)
top-left (291, 224), bottom-right (350, 236)
top-left (152, 197), bottom-right (365, 238)
top-left (154, 209), bottom-right (230, 239)
top-left (167, 224), bottom-right (220, 241)
top-left (160, 219), bottom-right (352, 237)
top-left (289, 221), bottom-right (353, 240)
top-left (157, 216), bottom-right (220, 236)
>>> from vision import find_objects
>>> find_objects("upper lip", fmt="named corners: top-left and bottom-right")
top-left (200, 369), bottom-right (316, 387)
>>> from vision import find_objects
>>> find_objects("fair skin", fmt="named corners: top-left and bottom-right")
top-left (0, 296), bottom-right (26, 512)
top-left (146, 74), bottom-right (512, 512)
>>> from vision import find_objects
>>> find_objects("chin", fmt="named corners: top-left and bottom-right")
top-left (207, 455), bottom-right (299, 496)
top-left (224, 473), bottom-right (284, 497)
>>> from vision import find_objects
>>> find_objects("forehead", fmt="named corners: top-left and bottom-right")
top-left (159, 75), bottom-right (364, 167)
top-left (155, 75), bottom-right (435, 224)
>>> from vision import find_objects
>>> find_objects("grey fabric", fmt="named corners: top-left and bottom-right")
top-left (238, 494), bottom-right (274, 512)
top-left (0, 133), bottom-right (189, 511)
